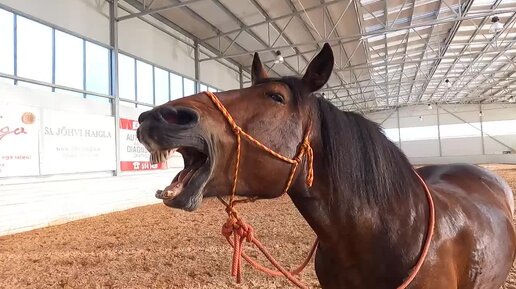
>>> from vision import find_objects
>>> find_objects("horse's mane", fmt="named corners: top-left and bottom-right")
top-left (316, 96), bottom-right (420, 208)
top-left (256, 76), bottom-right (420, 207)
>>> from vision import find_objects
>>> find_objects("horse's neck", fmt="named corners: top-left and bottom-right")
top-left (288, 139), bottom-right (430, 282)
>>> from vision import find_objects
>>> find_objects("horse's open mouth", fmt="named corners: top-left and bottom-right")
top-left (150, 146), bottom-right (211, 210)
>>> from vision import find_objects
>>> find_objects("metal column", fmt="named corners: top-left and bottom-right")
top-left (239, 66), bottom-right (243, 89)
top-left (110, 0), bottom-right (121, 176)
top-left (436, 105), bottom-right (442, 156)
top-left (397, 108), bottom-right (402, 148)
top-left (194, 41), bottom-right (200, 93)
top-left (480, 104), bottom-right (485, 155)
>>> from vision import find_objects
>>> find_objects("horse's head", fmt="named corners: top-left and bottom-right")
top-left (137, 43), bottom-right (334, 211)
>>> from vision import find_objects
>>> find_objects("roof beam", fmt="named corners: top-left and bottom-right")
top-left (202, 0), bottom-right (344, 41)
top-left (199, 9), bottom-right (516, 62)
top-left (118, 0), bottom-right (206, 21)
top-left (416, 0), bottom-right (491, 103)
top-left (441, 12), bottom-right (516, 101)
top-left (210, 0), bottom-right (301, 78)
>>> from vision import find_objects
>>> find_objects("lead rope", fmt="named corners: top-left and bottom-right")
top-left (397, 170), bottom-right (436, 289)
top-left (203, 91), bottom-right (435, 289)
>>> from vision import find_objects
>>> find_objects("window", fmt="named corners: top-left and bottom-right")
top-left (0, 9), bottom-right (14, 76)
top-left (136, 60), bottom-right (153, 105)
top-left (200, 84), bottom-right (207, 92)
top-left (120, 100), bottom-right (135, 108)
top-left (119, 54), bottom-right (136, 102)
top-left (440, 123), bottom-right (481, 139)
top-left (400, 125), bottom-right (438, 141)
top-left (55, 30), bottom-right (83, 90)
top-left (208, 86), bottom-right (216, 92)
top-left (482, 120), bottom-right (516, 136)
top-left (383, 128), bottom-right (399, 142)
top-left (183, 78), bottom-right (195, 96)
top-left (17, 16), bottom-right (52, 83)
top-left (85, 41), bottom-right (109, 96)
top-left (154, 67), bottom-right (169, 105)
top-left (170, 73), bottom-right (183, 100)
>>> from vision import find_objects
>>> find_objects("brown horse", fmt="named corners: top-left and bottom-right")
top-left (137, 43), bottom-right (516, 289)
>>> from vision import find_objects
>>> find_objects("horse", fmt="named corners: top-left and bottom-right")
top-left (136, 43), bottom-right (516, 289)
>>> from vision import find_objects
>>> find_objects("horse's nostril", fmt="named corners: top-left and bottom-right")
top-left (159, 107), bottom-right (199, 127)
top-left (138, 111), bottom-right (151, 124)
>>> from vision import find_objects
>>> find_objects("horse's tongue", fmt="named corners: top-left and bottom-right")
top-left (178, 168), bottom-right (189, 182)
top-left (178, 168), bottom-right (195, 183)
top-left (159, 182), bottom-right (183, 199)
top-left (156, 168), bottom-right (195, 200)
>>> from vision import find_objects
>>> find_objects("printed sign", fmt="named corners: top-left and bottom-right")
top-left (0, 104), bottom-right (40, 177)
top-left (119, 118), bottom-right (167, 171)
top-left (40, 109), bottom-right (116, 174)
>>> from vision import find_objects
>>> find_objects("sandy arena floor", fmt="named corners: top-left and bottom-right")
top-left (1, 164), bottom-right (516, 289)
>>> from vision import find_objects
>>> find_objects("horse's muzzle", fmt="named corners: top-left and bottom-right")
top-left (138, 106), bottom-right (199, 128)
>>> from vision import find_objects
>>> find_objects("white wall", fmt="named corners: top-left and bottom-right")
top-left (117, 7), bottom-right (197, 79)
top-left (0, 0), bottom-right (110, 44)
top-left (0, 82), bottom-right (181, 236)
top-left (200, 55), bottom-right (240, 90)
top-left (366, 104), bottom-right (516, 165)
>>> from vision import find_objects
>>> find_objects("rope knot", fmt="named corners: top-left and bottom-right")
top-left (235, 219), bottom-right (254, 242)
top-left (222, 217), bottom-right (236, 238)
top-left (231, 125), bottom-right (241, 135)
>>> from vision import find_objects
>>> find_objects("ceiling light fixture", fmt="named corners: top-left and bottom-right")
top-left (428, 104), bottom-right (433, 110)
top-left (445, 79), bottom-right (452, 88)
top-left (274, 50), bottom-right (284, 64)
top-left (490, 16), bottom-right (504, 34)
top-left (419, 116), bottom-right (423, 121)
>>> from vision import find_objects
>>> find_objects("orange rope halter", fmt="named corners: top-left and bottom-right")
top-left (202, 91), bottom-right (436, 289)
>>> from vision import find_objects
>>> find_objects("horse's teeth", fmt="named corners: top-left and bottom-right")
top-left (150, 150), bottom-right (174, 164)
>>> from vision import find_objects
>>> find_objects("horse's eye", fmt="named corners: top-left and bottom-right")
top-left (268, 93), bottom-right (285, 104)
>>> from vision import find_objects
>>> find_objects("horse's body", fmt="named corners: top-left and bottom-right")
top-left (137, 43), bottom-right (516, 288)
top-left (306, 162), bottom-right (516, 289)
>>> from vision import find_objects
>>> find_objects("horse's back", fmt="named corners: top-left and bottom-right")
top-left (416, 163), bottom-right (516, 289)
top-left (417, 163), bottom-right (514, 216)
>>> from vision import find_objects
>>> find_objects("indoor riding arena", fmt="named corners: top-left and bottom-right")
top-left (2, 0), bottom-right (516, 288)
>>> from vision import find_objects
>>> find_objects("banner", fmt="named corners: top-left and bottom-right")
top-left (40, 109), bottom-right (116, 174)
top-left (0, 104), bottom-right (40, 177)
top-left (119, 118), bottom-right (167, 171)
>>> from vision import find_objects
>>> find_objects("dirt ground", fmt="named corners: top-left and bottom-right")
top-left (1, 165), bottom-right (516, 289)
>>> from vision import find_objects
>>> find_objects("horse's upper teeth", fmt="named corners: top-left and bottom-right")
top-left (150, 149), bottom-right (177, 164)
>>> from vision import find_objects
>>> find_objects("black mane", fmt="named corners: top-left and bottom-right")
top-left (316, 97), bottom-right (420, 208)
top-left (256, 76), bottom-right (420, 207)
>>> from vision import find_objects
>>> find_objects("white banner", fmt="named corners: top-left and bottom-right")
top-left (0, 104), bottom-right (40, 177)
top-left (40, 109), bottom-right (116, 174)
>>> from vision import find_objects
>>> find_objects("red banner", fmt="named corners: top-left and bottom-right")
top-left (119, 118), bottom-right (139, 130)
top-left (120, 161), bottom-right (167, 171)
top-left (119, 118), bottom-right (167, 171)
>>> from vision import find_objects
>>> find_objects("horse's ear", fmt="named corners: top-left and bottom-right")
top-left (251, 52), bottom-right (268, 85)
top-left (302, 43), bottom-right (334, 92)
